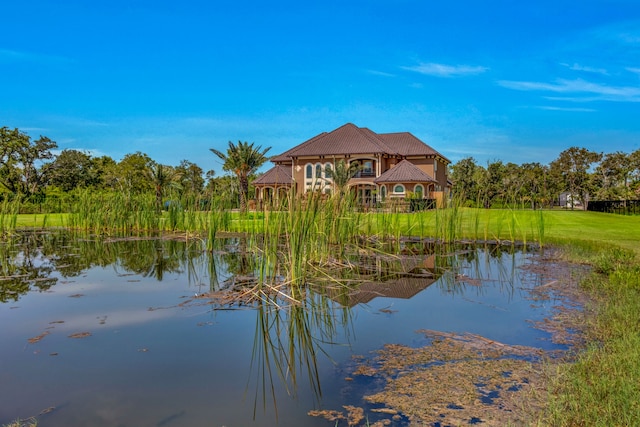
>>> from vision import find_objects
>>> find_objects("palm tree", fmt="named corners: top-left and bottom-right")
top-left (148, 163), bottom-right (181, 212)
top-left (210, 141), bottom-right (271, 212)
top-left (325, 159), bottom-right (360, 195)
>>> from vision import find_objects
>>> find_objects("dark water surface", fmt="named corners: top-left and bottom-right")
top-left (0, 231), bottom-right (562, 426)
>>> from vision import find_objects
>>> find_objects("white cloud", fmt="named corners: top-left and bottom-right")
top-left (366, 69), bottom-right (396, 77)
top-left (497, 78), bottom-right (640, 102)
top-left (402, 62), bottom-right (488, 77)
top-left (561, 62), bottom-right (608, 75)
top-left (536, 106), bottom-right (596, 112)
top-left (627, 67), bottom-right (640, 75)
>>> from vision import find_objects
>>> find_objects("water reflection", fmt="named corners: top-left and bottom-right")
top-left (0, 231), bottom-right (545, 426)
top-left (0, 232), bottom-right (58, 302)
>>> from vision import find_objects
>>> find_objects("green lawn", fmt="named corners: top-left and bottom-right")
top-left (13, 209), bottom-right (640, 254)
top-left (538, 210), bottom-right (640, 253)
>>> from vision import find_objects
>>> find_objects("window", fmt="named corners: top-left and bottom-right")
top-left (324, 163), bottom-right (332, 179)
top-left (414, 184), bottom-right (424, 198)
top-left (380, 185), bottom-right (386, 200)
top-left (393, 184), bottom-right (405, 194)
top-left (353, 158), bottom-right (376, 178)
top-left (363, 160), bottom-right (373, 175)
top-left (315, 164), bottom-right (322, 178)
top-left (306, 164), bottom-right (313, 179)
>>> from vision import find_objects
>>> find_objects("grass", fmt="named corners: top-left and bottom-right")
top-left (9, 205), bottom-right (640, 255)
top-left (541, 244), bottom-right (640, 426)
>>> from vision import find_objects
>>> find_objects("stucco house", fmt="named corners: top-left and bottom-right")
top-left (253, 123), bottom-right (450, 208)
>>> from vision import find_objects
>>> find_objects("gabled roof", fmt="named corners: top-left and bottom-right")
top-left (374, 160), bottom-right (437, 183)
top-left (252, 165), bottom-right (294, 186)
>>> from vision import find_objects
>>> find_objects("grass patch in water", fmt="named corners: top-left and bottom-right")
top-left (2, 419), bottom-right (37, 427)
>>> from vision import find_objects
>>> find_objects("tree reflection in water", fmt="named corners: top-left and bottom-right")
top-left (1, 230), bottom-right (529, 422)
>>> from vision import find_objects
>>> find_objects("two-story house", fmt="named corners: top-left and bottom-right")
top-left (253, 123), bottom-right (450, 207)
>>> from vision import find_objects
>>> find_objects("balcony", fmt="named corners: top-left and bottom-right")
top-left (353, 170), bottom-right (376, 178)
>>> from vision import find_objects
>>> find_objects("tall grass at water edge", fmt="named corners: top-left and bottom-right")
top-left (0, 198), bottom-right (20, 235)
top-left (540, 243), bottom-right (640, 426)
top-left (2, 191), bottom-right (550, 248)
top-left (243, 191), bottom-right (364, 296)
top-left (67, 191), bottom-right (160, 233)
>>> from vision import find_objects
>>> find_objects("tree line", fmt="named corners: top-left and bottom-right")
top-left (451, 147), bottom-right (640, 209)
top-left (2, 126), bottom-right (640, 211)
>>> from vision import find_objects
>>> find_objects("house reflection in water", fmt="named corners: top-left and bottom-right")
top-left (317, 253), bottom-right (441, 308)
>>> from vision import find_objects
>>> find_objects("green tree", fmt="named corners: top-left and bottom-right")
top-left (148, 163), bottom-right (181, 212)
top-left (594, 151), bottom-right (633, 201)
top-left (519, 162), bottom-right (550, 209)
top-left (48, 149), bottom-right (98, 191)
top-left (210, 141), bottom-right (271, 212)
top-left (92, 155), bottom-right (118, 190)
top-left (324, 159), bottom-right (360, 195)
top-left (450, 157), bottom-right (480, 205)
top-left (631, 148), bottom-right (640, 197)
top-left (205, 174), bottom-right (238, 208)
top-left (0, 127), bottom-right (57, 197)
top-left (550, 147), bottom-right (602, 209)
top-left (479, 160), bottom-right (506, 208)
top-left (114, 152), bottom-right (154, 194)
top-left (175, 160), bottom-right (204, 196)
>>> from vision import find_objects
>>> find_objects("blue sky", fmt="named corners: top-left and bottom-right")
top-left (2, 0), bottom-right (640, 175)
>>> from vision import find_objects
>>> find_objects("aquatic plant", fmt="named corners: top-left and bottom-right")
top-left (0, 197), bottom-right (20, 235)
top-left (2, 418), bottom-right (38, 427)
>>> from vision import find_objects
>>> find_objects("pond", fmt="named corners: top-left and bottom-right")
top-left (0, 231), bottom-right (577, 426)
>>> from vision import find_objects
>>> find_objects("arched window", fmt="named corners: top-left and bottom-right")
top-left (380, 185), bottom-right (386, 200)
top-left (315, 164), bottom-right (322, 178)
top-left (306, 164), bottom-right (313, 179)
top-left (324, 163), bottom-right (332, 179)
top-left (393, 184), bottom-right (405, 194)
top-left (414, 184), bottom-right (424, 198)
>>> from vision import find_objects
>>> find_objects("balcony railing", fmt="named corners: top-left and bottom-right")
top-left (353, 171), bottom-right (376, 178)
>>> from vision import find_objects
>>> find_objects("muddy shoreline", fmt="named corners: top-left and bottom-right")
top-left (311, 249), bottom-right (592, 426)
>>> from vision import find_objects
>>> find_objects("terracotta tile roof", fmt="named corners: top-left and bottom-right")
top-left (271, 133), bottom-right (327, 162)
top-left (380, 132), bottom-right (449, 161)
top-left (272, 123), bottom-right (396, 160)
top-left (271, 122), bottom-right (450, 164)
top-left (252, 165), bottom-right (294, 186)
top-left (374, 159), bottom-right (436, 183)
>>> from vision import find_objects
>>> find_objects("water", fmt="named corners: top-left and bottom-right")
top-left (0, 232), bottom-right (564, 426)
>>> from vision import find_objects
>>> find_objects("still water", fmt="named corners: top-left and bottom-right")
top-left (0, 231), bottom-right (563, 426)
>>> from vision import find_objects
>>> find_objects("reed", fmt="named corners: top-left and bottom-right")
top-left (0, 198), bottom-right (20, 235)
top-left (248, 282), bottom-right (348, 417)
top-left (434, 196), bottom-right (462, 243)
